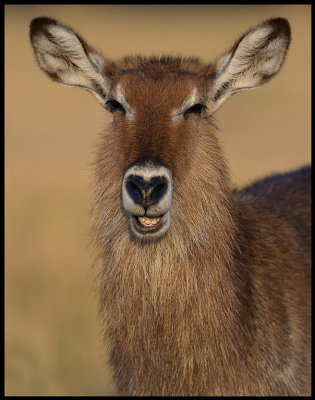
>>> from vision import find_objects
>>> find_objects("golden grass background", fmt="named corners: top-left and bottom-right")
top-left (5, 5), bottom-right (311, 396)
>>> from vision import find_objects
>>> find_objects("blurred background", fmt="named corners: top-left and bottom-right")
top-left (5, 5), bottom-right (311, 396)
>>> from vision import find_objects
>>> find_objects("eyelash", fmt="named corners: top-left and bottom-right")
top-left (105, 99), bottom-right (125, 113)
top-left (105, 99), bottom-right (205, 116)
top-left (184, 103), bottom-right (206, 115)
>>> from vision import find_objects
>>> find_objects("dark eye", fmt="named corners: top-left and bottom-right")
top-left (105, 99), bottom-right (125, 113)
top-left (185, 103), bottom-right (205, 115)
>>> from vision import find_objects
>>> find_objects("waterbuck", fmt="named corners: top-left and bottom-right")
top-left (30, 16), bottom-right (311, 396)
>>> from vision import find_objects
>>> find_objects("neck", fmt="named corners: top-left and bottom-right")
top-left (93, 131), bottom-right (252, 395)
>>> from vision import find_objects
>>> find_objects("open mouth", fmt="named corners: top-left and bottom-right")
top-left (132, 214), bottom-right (165, 234)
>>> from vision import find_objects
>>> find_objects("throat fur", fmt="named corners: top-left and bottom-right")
top-left (99, 204), bottom-right (250, 396)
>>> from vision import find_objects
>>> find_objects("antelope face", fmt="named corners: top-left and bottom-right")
top-left (110, 73), bottom-right (206, 241)
top-left (30, 16), bottom-right (291, 241)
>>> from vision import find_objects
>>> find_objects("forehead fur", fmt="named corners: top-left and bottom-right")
top-left (116, 55), bottom-right (212, 76)
top-left (111, 56), bottom-right (213, 108)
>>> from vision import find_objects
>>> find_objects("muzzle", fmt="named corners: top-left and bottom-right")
top-left (122, 162), bottom-right (173, 240)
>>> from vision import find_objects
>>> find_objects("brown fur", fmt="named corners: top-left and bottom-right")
top-left (91, 58), bottom-right (310, 396)
top-left (29, 17), bottom-right (311, 396)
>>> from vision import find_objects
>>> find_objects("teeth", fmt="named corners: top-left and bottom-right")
top-left (138, 216), bottom-right (161, 227)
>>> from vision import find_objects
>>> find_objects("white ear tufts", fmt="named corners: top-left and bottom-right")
top-left (209, 18), bottom-right (291, 113)
top-left (30, 17), bottom-right (112, 105)
top-left (89, 53), bottom-right (105, 75)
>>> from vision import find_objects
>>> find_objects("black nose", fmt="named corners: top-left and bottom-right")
top-left (126, 175), bottom-right (167, 210)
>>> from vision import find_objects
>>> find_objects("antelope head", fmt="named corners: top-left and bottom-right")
top-left (30, 17), bottom-right (290, 242)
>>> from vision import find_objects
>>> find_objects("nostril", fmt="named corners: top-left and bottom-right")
top-left (150, 177), bottom-right (167, 203)
top-left (155, 183), bottom-right (164, 192)
top-left (126, 176), bottom-right (142, 203)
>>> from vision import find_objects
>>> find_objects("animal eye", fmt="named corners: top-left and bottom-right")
top-left (185, 103), bottom-right (205, 115)
top-left (105, 99), bottom-right (125, 113)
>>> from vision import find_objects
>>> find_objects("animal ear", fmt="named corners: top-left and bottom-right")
top-left (30, 17), bottom-right (114, 106)
top-left (209, 18), bottom-right (291, 112)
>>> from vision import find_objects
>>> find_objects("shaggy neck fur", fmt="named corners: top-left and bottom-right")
top-left (92, 123), bottom-right (253, 396)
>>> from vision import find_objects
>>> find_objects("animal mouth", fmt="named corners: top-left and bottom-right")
top-left (132, 214), bottom-right (165, 234)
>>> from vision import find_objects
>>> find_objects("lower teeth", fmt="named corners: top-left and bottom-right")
top-left (138, 217), bottom-right (160, 227)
